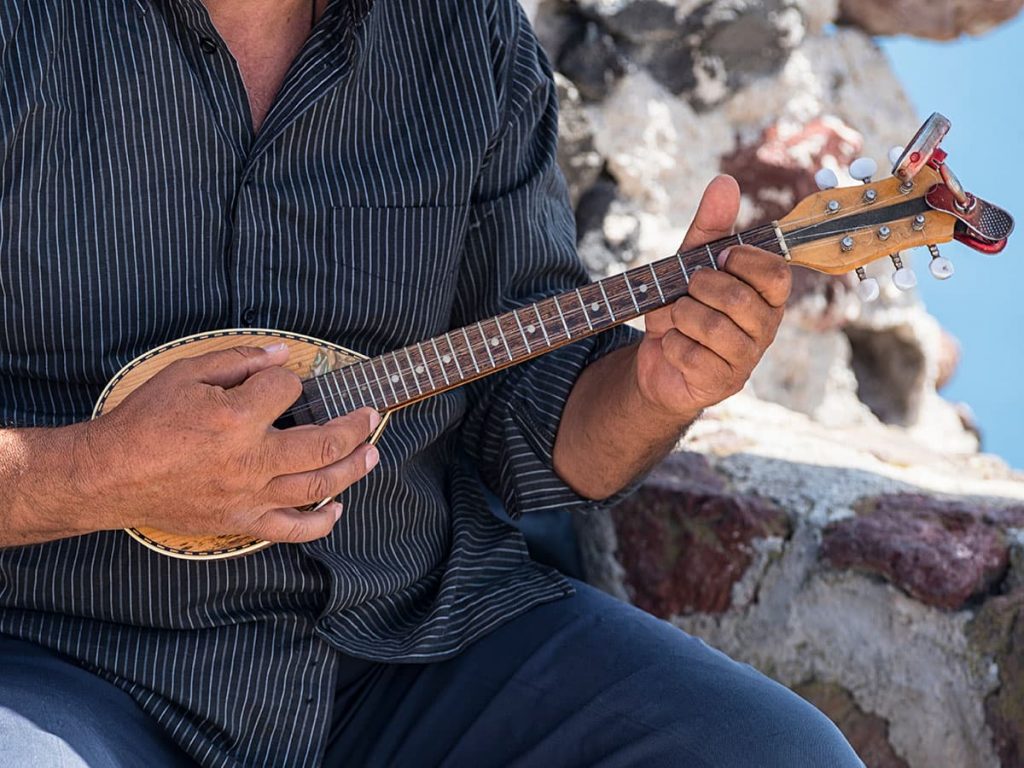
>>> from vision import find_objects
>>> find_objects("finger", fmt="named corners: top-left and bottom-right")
top-left (248, 502), bottom-right (343, 544)
top-left (267, 408), bottom-right (381, 474)
top-left (176, 344), bottom-right (291, 388)
top-left (660, 329), bottom-right (732, 383)
top-left (231, 365), bottom-right (304, 422)
top-left (262, 443), bottom-right (380, 508)
top-left (680, 175), bottom-right (740, 250)
top-left (716, 245), bottom-right (792, 308)
top-left (669, 297), bottom-right (757, 369)
top-left (686, 269), bottom-right (779, 342)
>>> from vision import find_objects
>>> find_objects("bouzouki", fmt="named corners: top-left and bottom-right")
top-left (93, 113), bottom-right (1015, 560)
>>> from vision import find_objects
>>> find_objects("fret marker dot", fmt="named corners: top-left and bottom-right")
top-left (638, 283), bottom-right (648, 293)
top-left (490, 338), bottom-right (500, 347)
top-left (526, 324), bottom-right (536, 334)
top-left (389, 374), bottom-right (399, 384)
top-left (442, 354), bottom-right (451, 364)
top-left (590, 302), bottom-right (600, 312)
top-left (415, 365), bottom-right (424, 374)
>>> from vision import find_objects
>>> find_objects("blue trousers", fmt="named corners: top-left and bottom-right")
top-left (0, 581), bottom-right (863, 767)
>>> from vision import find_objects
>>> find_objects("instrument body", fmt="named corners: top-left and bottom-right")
top-left (93, 329), bottom-right (387, 560)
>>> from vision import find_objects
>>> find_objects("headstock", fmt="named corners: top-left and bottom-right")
top-left (777, 113), bottom-right (1014, 301)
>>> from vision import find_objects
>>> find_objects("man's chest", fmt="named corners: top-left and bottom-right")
top-left (0, 2), bottom-right (499, 400)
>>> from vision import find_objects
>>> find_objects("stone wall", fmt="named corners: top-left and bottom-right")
top-left (522, 1), bottom-right (1024, 765)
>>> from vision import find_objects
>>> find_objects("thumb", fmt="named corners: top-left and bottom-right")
top-left (180, 344), bottom-right (291, 389)
top-left (680, 175), bottom-right (741, 250)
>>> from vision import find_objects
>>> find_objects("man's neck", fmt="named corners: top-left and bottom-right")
top-left (201, 0), bottom-right (323, 133)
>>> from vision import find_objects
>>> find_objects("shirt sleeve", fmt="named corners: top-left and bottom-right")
top-left (452, 2), bottom-right (643, 520)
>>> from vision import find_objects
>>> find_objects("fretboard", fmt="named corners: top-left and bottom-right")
top-left (299, 225), bottom-right (787, 422)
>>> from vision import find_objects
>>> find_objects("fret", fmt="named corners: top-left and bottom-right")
top-left (339, 369), bottom-right (357, 410)
top-left (476, 321), bottom-right (496, 367)
top-left (403, 348), bottom-right (424, 396)
top-left (461, 327), bottom-right (481, 373)
top-left (429, 338), bottom-right (451, 386)
top-left (416, 342), bottom-right (437, 389)
top-left (706, 244), bottom-right (718, 270)
top-left (371, 360), bottom-right (394, 407)
top-left (622, 273), bottom-right (641, 314)
top-left (314, 376), bottom-right (335, 420)
top-left (736, 231), bottom-right (744, 245)
top-left (379, 356), bottom-right (399, 403)
top-left (676, 251), bottom-right (690, 284)
top-left (512, 308), bottom-right (532, 354)
top-left (532, 304), bottom-right (551, 347)
top-left (493, 317), bottom-right (513, 360)
top-left (575, 288), bottom-right (594, 331)
top-left (358, 363), bottom-right (384, 410)
top-left (597, 280), bottom-right (616, 320)
top-left (390, 351), bottom-right (410, 400)
top-left (444, 333), bottom-right (465, 379)
top-left (553, 295), bottom-right (572, 338)
top-left (649, 263), bottom-right (666, 303)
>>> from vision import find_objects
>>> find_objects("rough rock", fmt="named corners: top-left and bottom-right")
top-left (821, 494), bottom-right (1022, 610)
top-left (969, 593), bottom-right (1024, 767)
top-left (576, 0), bottom-right (806, 108)
top-left (795, 681), bottom-right (910, 768)
top-left (838, 0), bottom-right (1024, 40)
top-left (555, 73), bottom-right (604, 205)
top-left (537, 1), bottom-right (1024, 764)
top-left (609, 452), bottom-right (790, 615)
top-left (575, 393), bottom-right (1024, 767)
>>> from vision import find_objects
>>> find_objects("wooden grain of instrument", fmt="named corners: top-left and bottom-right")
top-left (94, 113), bottom-right (1014, 560)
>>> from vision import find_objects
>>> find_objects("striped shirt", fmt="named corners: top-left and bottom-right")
top-left (0, 0), bottom-right (639, 765)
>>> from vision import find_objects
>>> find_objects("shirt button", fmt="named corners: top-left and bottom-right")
top-left (242, 309), bottom-right (257, 325)
top-left (199, 37), bottom-right (218, 55)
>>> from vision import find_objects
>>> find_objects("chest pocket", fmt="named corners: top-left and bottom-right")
top-left (327, 204), bottom-right (471, 349)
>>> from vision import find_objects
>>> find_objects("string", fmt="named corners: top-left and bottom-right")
top-left (278, 232), bottom-right (788, 423)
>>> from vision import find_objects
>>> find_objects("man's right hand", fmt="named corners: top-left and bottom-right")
top-left (0, 344), bottom-right (380, 548)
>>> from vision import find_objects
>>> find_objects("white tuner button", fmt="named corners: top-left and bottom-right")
top-left (929, 256), bottom-right (955, 280)
top-left (850, 157), bottom-right (878, 183)
top-left (893, 268), bottom-right (917, 291)
top-left (856, 277), bottom-right (880, 302)
top-left (815, 168), bottom-right (839, 191)
top-left (888, 145), bottom-right (906, 168)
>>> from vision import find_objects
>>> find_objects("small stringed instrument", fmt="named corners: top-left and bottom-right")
top-left (94, 113), bottom-right (1014, 560)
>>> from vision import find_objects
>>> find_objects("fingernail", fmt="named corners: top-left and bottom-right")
top-left (368, 409), bottom-right (381, 432)
top-left (717, 247), bottom-right (732, 269)
top-left (262, 342), bottom-right (288, 354)
top-left (332, 503), bottom-right (343, 521)
top-left (365, 445), bottom-right (380, 471)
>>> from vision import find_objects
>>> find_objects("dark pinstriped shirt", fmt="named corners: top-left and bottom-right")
top-left (0, 0), bottom-right (639, 765)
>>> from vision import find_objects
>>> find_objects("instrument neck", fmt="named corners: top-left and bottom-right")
top-left (299, 224), bottom-right (788, 421)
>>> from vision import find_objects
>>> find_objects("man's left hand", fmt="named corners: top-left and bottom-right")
top-left (636, 175), bottom-right (792, 420)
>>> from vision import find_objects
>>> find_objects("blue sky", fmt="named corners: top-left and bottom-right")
top-left (880, 16), bottom-right (1024, 468)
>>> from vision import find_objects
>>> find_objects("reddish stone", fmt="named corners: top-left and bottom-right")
top-left (838, 0), bottom-right (1024, 41)
top-left (795, 681), bottom-right (909, 768)
top-left (821, 494), bottom-right (1021, 610)
top-left (611, 452), bottom-right (790, 618)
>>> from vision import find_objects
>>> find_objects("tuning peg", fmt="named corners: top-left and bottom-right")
top-left (890, 254), bottom-right (917, 291)
top-left (855, 267), bottom-right (880, 302)
top-left (850, 157), bottom-right (878, 183)
top-left (815, 168), bottom-right (839, 191)
top-left (888, 145), bottom-right (905, 168)
top-left (927, 244), bottom-right (954, 280)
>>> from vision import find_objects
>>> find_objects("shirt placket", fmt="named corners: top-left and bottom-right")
top-left (159, 0), bottom-right (371, 327)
